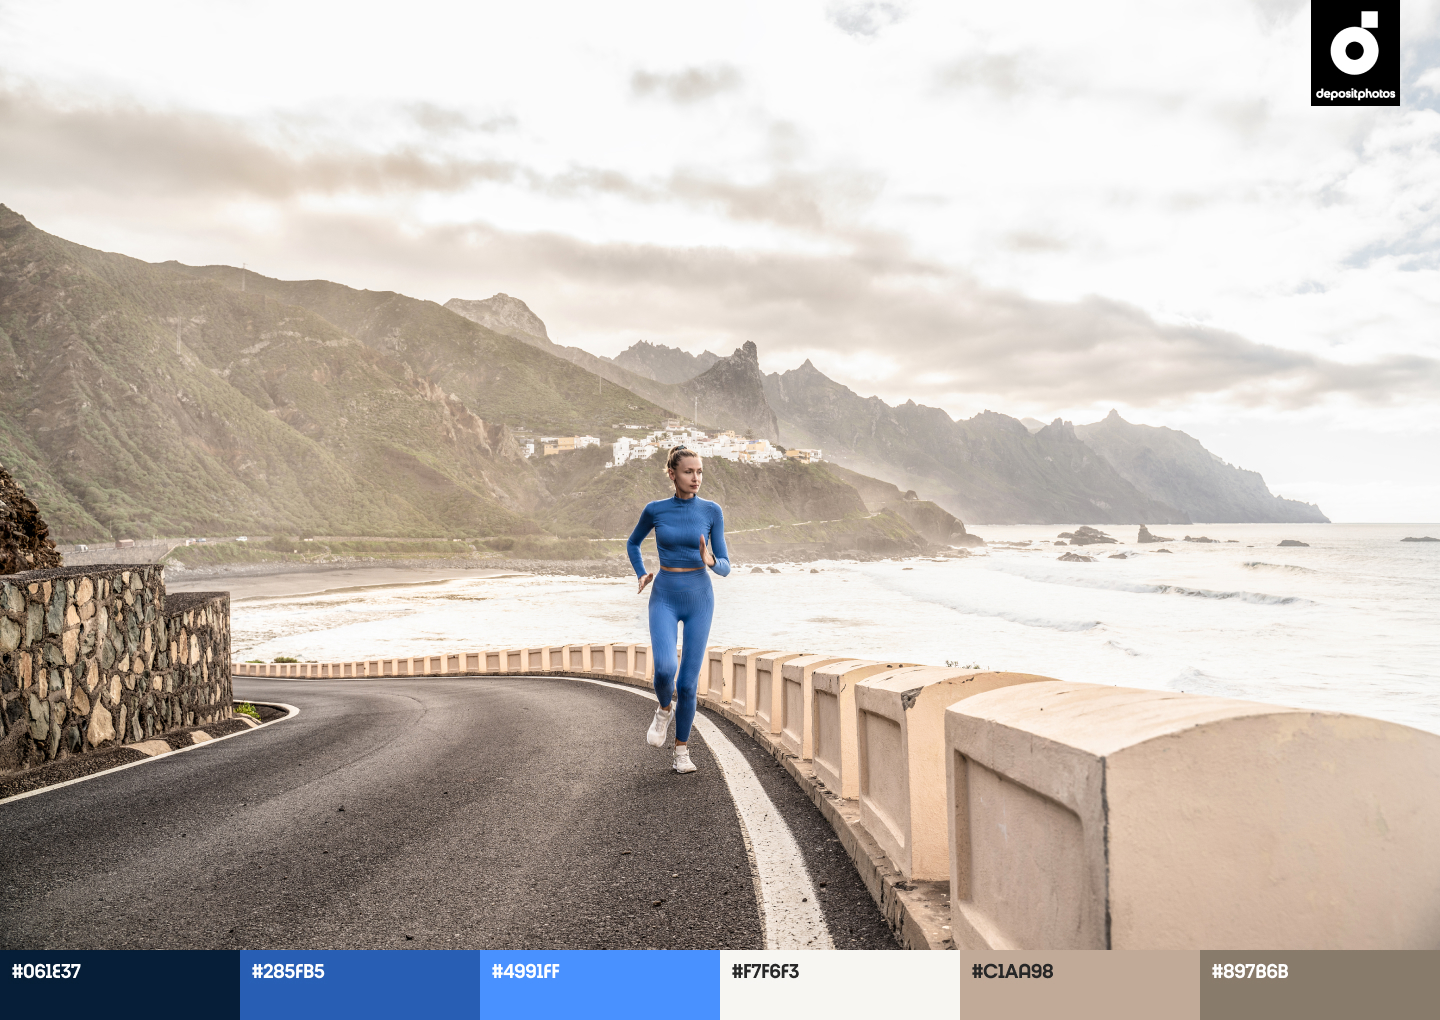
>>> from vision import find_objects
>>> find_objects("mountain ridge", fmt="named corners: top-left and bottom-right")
top-left (1074, 410), bottom-right (1328, 524)
top-left (0, 207), bottom-right (953, 555)
top-left (609, 340), bottom-right (720, 385)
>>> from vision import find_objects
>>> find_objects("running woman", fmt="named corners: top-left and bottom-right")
top-left (627, 445), bottom-right (731, 773)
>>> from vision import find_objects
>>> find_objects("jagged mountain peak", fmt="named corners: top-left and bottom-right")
top-left (610, 340), bottom-right (719, 385)
top-left (444, 293), bottom-right (549, 341)
top-left (681, 340), bottom-right (779, 442)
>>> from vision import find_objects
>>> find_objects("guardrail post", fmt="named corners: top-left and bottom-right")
top-left (754, 652), bottom-right (803, 735)
top-left (944, 681), bottom-right (1440, 949)
top-left (854, 667), bottom-right (1056, 882)
top-left (810, 660), bottom-right (911, 800)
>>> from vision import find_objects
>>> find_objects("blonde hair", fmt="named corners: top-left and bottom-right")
top-left (666, 445), bottom-right (700, 473)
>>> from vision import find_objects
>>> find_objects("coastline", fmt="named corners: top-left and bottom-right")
top-left (164, 556), bottom-right (633, 593)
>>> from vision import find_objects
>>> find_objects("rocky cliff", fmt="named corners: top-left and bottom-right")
top-left (680, 341), bottom-right (780, 443)
top-left (1, 462), bottom-right (63, 573)
top-left (823, 463), bottom-right (982, 546)
top-left (1074, 410), bottom-right (1329, 524)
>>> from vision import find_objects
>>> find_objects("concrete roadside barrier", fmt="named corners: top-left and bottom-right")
top-left (587, 643), bottom-right (610, 673)
top-left (725, 648), bottom-right (766, 715)
top-left (632, 644), bottom-right (652, 682)
top-left (811, 660), bottom-right (896, 799)
top-left (702, 646), bottom-right (747, 703)
top-left (608, 643), bottom-right (632, 676)
top-left (944, 681), bottom-right (1440, 949)
top-left (754, 652), bottom-right (804, 735)
top-left (702, 646), bottom-right (725, 701)
top-left (855, 667), bottom-right (1056, 882)
top-left (779, 655), bottom-right (848, 759)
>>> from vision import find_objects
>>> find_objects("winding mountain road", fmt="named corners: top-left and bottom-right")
top-left (0, 676), bottom-right (897, 951)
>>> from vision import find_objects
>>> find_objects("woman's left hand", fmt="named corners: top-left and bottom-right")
top-left (700, 536), bottom-right (716, 568)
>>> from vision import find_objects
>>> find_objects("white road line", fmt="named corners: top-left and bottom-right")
top-left (561, 676), bottom-right (834, 950)
top-left (0, 702), bottom-right (300, 808)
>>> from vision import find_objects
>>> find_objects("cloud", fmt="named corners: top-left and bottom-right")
top-left (825, 1), bottom-right (909, 39)
top-left (630, 65), bottom-right (742, 104)
top-left (0, 88), bottom-right (523, 199)
top-left (934, 53), bottom-right (1028, 99)
top-left (218, 208), bottom-right (1440, 415)
top-left (0, 87), bottom-right (871, 235)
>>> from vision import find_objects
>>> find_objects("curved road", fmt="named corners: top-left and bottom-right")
top-left (0, 676), bottom-right (897, 950)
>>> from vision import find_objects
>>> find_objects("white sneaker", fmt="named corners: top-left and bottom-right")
top-left (646, 705), bottom-right (673, 747)
top-left (673, 745), bottom-right (696, 773)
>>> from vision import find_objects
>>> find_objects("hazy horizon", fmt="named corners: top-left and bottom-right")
top-left (2, 0), bottom-right (1438, 521)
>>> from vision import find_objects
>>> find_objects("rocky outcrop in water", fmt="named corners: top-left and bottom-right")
top-left (1058, 526), bottom-right (1117, 546)
top-left (1401, 536), bottom-right (1438, 542)
top-left (1058, 551), bottom-right (1094, 562)
top-left (1137, 525), bottom-right (1173, 543)
top-left (1, 463), bottom-right (62, 574)
top-left (1278, 539), bottom-right (1310, 547)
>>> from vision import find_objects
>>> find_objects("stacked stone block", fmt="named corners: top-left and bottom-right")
top-left (0, 564), bottom-right (231, 773)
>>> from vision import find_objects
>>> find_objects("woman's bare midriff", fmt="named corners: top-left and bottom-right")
top-left (660, 566), bottom-right (702, 572)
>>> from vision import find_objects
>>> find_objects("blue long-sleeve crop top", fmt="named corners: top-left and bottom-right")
top-left (627, 495), bottom-right (731, 578)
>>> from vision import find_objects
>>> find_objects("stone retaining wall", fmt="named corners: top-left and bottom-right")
top-left (0, 564), bottom-right (231, 773)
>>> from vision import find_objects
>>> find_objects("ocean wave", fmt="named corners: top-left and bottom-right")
top-left (908, 592), bottom-right (1101, 633)
top-left (854, 567), bottom-right (1100, 631)
top-left (1166, 667), bottom-right (1251, 699)
top-left (982, 561), bottom-right (1314, 606)
top-left (1243, 561), bottom-right (1318, 574)
top-left (1154, 585), bottom-right (1315, 607)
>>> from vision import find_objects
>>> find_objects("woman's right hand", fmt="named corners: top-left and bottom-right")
top-left (638, 573), bottom-right (654, 595)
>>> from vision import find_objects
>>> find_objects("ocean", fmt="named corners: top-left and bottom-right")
top-left (227, 523), bottom-right (1440, 737)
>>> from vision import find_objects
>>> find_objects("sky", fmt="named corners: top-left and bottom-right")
top-left (2, 0), bottom-right (1438, 521)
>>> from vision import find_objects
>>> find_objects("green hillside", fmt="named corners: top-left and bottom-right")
top-left (535, 448), bottom-right (930, 557)
top-left (0, 205), bottom-right (943, 556)
top-left (170, 267), bottom-right (681, 437)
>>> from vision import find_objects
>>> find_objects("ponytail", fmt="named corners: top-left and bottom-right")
top-left (666, 445), bottom-right (698, 473)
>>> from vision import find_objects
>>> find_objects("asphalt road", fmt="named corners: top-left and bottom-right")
top-left (0, 676), bottom-right (898, 950)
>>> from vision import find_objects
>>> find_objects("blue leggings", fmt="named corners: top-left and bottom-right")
top-left (648, 568), bottom-right (714, 743)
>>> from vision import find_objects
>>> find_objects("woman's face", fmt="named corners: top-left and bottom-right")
top-left (670, 455), bottom-right (703, 496)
